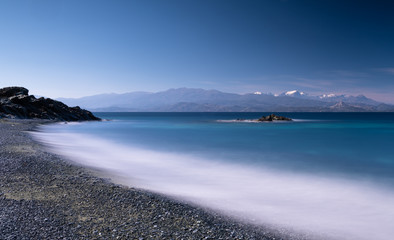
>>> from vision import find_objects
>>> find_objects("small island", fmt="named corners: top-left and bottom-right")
top-left (234, 114), bottom-right (292, 122)
top-left (257, 114), bottom-right (292, 122)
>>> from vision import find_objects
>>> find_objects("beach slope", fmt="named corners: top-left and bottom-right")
top-left (0, 119), bottom-right (306, 239)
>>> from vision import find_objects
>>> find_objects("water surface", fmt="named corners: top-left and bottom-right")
top-left (32, 112), bottom-right (394, 240)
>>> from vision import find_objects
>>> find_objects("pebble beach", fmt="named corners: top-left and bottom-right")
top-left (0, 119), bottom-right (310, 240)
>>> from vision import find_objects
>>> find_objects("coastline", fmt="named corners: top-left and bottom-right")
top-left (0, 119), bottom-right (308, 239)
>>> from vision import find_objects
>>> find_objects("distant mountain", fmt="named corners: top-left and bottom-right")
top-left (278, 90), bottom-right (381, 105)
top-left (57, 88), bottom-right (394, 112)
top-left (279, 90), bottom-right (306, 97)
top-left (328, 101), bottom-right (367, 112)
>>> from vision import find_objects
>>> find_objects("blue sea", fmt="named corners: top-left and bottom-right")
top-left (32, 112), bottom-right (394, 240)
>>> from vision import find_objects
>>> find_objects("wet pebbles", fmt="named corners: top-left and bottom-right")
top-left (0, 119), bottom-right (309, 239)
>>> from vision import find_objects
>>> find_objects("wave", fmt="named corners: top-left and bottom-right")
top-left (216, 119), bottom-right (260, 123)
top-left (31, 130), bottom-right (394, 240)
top-left (216, 119), bottom-right (316, 123)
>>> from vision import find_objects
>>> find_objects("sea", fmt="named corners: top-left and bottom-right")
top-left (31, 112), bottom-right (394, 240)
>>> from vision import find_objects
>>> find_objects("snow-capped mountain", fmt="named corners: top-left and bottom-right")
top-left (277, 90), bottom-right (383, 107)
top-left (319, 93), bottom-right (337, 98)
top-left (58, 88), bottom-right (394, 112)
top-left (280, 90), bottom-right (306, 97)
top-left (317, 94), bottom-right (381, 106)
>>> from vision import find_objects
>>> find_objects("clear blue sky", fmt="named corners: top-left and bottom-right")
top-left (1, 0), bottom-right (393, 103)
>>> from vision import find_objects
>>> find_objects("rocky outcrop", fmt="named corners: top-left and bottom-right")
top-left (0, 87), bottom-right (100, 121)
top-left (257, 114), bottom-right (292, 122)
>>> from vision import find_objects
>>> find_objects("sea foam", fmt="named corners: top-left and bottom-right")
top-left (31, 130), bottom-right (394, 240)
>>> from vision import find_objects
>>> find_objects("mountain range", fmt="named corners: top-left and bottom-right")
top-left (57, 88), bottom-right (394, 112)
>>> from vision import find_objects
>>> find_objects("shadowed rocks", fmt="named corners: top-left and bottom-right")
top-left (0, 87), bottom-right (100, 121)
top-left (258, 114), bottom-right (292, 122)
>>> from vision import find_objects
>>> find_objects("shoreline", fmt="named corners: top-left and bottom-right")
top-left (0, 119), bottom-right (309, 239)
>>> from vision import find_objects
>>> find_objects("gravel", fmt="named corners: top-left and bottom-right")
top-left (0, 119), bottom-right (312, 240)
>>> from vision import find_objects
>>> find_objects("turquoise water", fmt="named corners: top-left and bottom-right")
top-left (47, 112), bottom-right (394, 183)
top-left (32, 112), bottom-right (394, 240)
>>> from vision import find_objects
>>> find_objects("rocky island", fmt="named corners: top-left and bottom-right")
top-left (234, 114), bottom-right (292, 122)
top-left (257, 114), bottom-right (292, 122)
top-left (0, 86), bottom-right (100, 121)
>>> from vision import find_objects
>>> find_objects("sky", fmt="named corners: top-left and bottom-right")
top-left (0, 0), bottom-right (393, 103)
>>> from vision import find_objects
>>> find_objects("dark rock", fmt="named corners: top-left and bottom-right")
top-left (0, 86), bottom-right (100, 121)
top-left (0, 86), bottom-right (29, 97)
top-left (257, 114), bottom-right (292, 122)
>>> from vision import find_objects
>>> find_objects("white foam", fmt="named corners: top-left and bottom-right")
top-left (31, 131), bottom-right (394, 240)
top-left (216, 119), bottom-right (259, 123)
top-left (217, 119), bottom-right (318, 123)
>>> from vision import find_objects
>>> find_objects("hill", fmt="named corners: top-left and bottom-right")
top-left (57, 88), bottom-right (394, 112)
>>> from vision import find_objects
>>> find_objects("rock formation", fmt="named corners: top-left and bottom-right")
top-left (0, 86), bottom-right (100, 121)
top-left (257, 114), bottom-right (292, 122)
